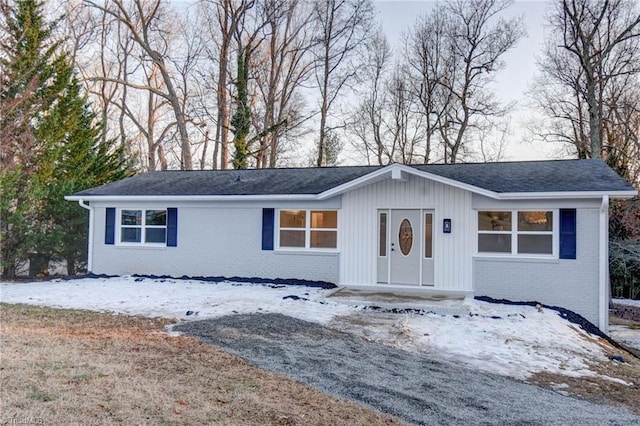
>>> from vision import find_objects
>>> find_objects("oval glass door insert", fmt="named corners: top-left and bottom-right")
top-left (399, 218), bottom-right (413, 255)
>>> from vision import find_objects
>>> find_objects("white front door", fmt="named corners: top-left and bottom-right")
top-left (390, 209), bottom-right (421, 285)
top-left (377, 209), bottom-right (435, 286)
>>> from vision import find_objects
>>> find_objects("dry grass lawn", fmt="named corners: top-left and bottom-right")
top-left (0, 303), bottom-right (406, 426)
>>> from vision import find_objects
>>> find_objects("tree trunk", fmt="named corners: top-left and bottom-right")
top-left (586, 77), bottom-right (602, 158)
top-left (317, 52), bottom-right (330, 167)
top-left (152, 56), bottom-right (192, 170)
top-left (217, 36), bottom-right (230, 169)
top-left (66, 254), bottom-right (76, 276)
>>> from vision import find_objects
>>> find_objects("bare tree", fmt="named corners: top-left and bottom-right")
top-left (530, 44), bottom-right (591, 157)
top-left (60, 1), bottom-right (96, 69)
top-left (229, 13), bottom-right (266, 169)
top-left (349, 29), bottom-right (393, 165)
top-left (252, 0), bottom-right (317, 168)
top-left (556, 0), bottom-right (640, 159)
top-left (348, 30), bottom-right (427, 165)
top-left (197, 0), bottom-right (256, 169)
top-left (475, 116), bottom-right (510, 162)
top-left (123, 64), bottom-right (173, 171)
top-left (312, 0), bottom-right (375, 167)
top-left (603, 76), bottom-right (640, 184)
top-left (85, 0), bottom-right (194, 169)
top-left (406, 0), bottom-right (524, 163)
top-left (405, 8), bottom-right (452, 164)
top-left (533, 0), bottom-right (640, 183)
top-left (168, 5), bottom-right (209, 169)
top-left (71, 2), bottom-right (171, 171)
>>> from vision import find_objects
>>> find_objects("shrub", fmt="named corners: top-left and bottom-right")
top-left (610, 238), bottom-right (640, 299)
top-left (610, 197), bottom-right (640, 241)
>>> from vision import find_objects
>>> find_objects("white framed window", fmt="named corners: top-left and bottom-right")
top-left (516, 211), bottom-right (553, 255)
top-left (378, 211), bottom-right (388, 257)
top-left (477, 210), bottom-right (555, 256)
top-left (424, 212), bottom-right (433, 259)
top-left (278, 209), bottom-right (337, 249)
top-left (119, 209), bottom-right (167, 244)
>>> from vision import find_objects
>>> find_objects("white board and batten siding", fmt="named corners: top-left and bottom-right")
top-left (339, 174), bottom-right (473, 291)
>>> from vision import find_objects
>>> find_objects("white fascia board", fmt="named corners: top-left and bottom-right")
top-left (318, 163), bottom-right (501, 200)
top-left (495, 190), bottom-right (637, 200)
top-left (64, 194), bottom-right (319, 202)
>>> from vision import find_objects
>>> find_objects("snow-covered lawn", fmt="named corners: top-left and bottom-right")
top-left (0, 276), bottom-right (629, 383)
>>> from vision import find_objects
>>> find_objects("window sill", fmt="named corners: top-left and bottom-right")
top-left (473, 255), bottom-right (558, 264)
top-left (274, 249), bottom-right (339, 256)
top-left (114, 244), bottom-right (168, 250)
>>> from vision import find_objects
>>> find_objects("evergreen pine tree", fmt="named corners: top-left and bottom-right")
top-left (1, 0), bottom-right (131, 278)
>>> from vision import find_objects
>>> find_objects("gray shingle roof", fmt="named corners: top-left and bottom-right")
top-left (70, 159), bottom-right (635, 197)
top-left (73, 165), bottom-right (381, 196)
top-left (412, 159), bottom-right (635, 193)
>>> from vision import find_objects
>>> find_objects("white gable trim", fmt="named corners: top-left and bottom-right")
top-left (318, 163), bottom-right (500, 200)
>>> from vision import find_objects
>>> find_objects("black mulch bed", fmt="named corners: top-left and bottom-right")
top-left (63, 272), bottom-right (337, 289)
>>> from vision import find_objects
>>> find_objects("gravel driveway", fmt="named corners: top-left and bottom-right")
top-left (173, 313), bottom-right (640, 425)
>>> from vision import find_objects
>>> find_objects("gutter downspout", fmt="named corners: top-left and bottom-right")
top-left (77, 200), bottom-right (94, 273)
top-left (599, 195), bottom-right (609, 332)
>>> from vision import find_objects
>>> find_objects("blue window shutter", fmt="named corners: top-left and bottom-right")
top-left (167, 208), bottom-right (178, 247)
top-left (105, 208), bottom-right (115, 245)
top-left (262, 208), bottom-right (275, 250)
top-left (559, 209), bottom-right (576, 259)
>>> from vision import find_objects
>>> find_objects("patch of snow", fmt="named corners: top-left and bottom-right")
top-left (0, 276), bottom-right (620, 382)
top-left (609, 324), bottom-right (640, 351)
top-left (612, 298), bottom-right (640, 308)
top-left (597, 375), bottom-right (633, 386)
top-left (351, 301), bottom-right (611, 380)
top-left (0, 276), bottom-right (351, 324)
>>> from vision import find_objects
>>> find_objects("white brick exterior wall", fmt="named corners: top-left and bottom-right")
top-left (84, 184), bottom-right (606, 328)
top-left (474, 209), bottom-right (600, 326)
top-left (90, 204), bottom-right (338, 282)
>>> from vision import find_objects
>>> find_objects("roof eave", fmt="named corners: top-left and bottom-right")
top-left (64, 194), bottom-right (319, 202)
top-left (494, 190), bottom-right (637, 200)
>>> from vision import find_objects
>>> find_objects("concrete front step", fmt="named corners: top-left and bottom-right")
top-left (326, 287), bottom-right (472, 316)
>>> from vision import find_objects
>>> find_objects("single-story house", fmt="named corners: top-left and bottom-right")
top-left (66, 159), bottom-right (636, 331)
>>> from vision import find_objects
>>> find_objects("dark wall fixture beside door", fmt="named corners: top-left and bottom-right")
top-left (443, 218), bottom-right (452, 233)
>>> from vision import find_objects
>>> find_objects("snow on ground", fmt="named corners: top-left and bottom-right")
top-left (404, 303), bottom-right (609, 380)
top-left (609, 325), bottom-right (640, 353)
top-left (0, 276), bottom-right (627, 383)
top-left (0, 276), bottom-right (352, 324)
top-left (612, 298), bottom-right (640, 308)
